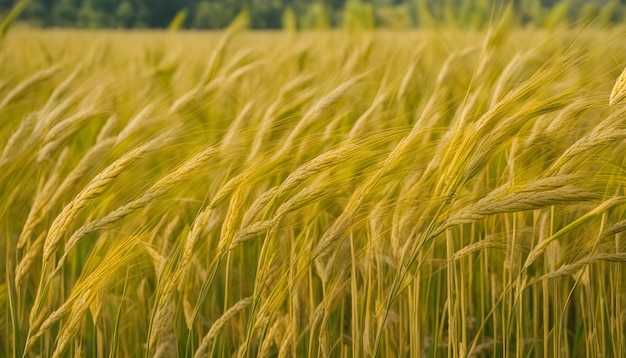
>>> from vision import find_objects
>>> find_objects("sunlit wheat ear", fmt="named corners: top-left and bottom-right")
top-left (148, 288), bottom-right (176, 355)
top-left (277, 324), bottom-right (294, 358)
top-left (97, 115), bottom-right (118, 142)
top-left (41, 67), bottom-right (82, 112)
top-left (42, 137), bottom-right (116, 219)
top-left (603, 219), bottom-right (626, 236)
top-left (523, 196), bottom-right (626, 272)
top-left (42, 132), bottom-right (170, 265)
top-left (0, 111), bottom-right (37, 164)
top-left (193, 297), bottom-right (252, 358)
top-left (220, 100), bottom-right (255, 151)
top-left (55, 146), bottom-right (217, 271)
top-left (26, 235), bottom-right (142, 354)
top-left (17, 146), bottom-right (67, 249)
top-left (243, 144), bottom-right (356, 226)
top-left (34, 91), bottom-right (83, 135)
top-left (347, 92), bottom-right (386, 140)
top-left (16, 232), bottom-right (46, 286)
top-left (37, 108), bottom-right (102, 163)
top-left (116, 103), bottom-right (155, 143)
top-left (443, 175), bottom-right (597, 229)
top-left (25, 292), bottom-right (76, 352)
top-left (275, 73), bottom-right (366, 157)
top-left (0, 65), bottom-right (59, 112)
top-left (259, 317), bottom-right (284, 358)
top-left (610, 66), bottom-right (626, 106)
top-left (535, 253), bottom-right (626, 284)
top-left (150, 204), bottom-right (216, 352)
top-left (51, 289), bottom-right (93, 358)
top-left (230, 186), bottom-right (326, 250)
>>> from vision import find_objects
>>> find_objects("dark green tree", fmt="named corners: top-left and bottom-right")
top-left (23, 0), bottom-right (46, 25)
top-left (52, 0), bottom-right (78, 26)
top-left (2, 0), bottom-right (626, 29)
top-left (193, 1), bottom-right (233, 28)
top-left (135, 1), bottom-right (151, 27)
top-left (250, 0), bottom-right (284, 28)
top-left (77, 1), bottom-right (98, 27)
top-left (115, 0), bottom-right (135, 27)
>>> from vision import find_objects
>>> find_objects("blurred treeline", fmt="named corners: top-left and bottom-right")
top-left (2, 0), bottom-right (625, 30)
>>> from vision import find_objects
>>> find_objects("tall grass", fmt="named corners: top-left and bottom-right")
top-left (2, 26), bottom-right (626, 357)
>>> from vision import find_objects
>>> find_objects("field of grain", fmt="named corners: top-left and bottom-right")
top-left (2, 23), bottom-right (626, 357)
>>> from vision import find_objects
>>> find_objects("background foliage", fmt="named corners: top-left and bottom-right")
top-left (3, 0), bottom-right (626, 29)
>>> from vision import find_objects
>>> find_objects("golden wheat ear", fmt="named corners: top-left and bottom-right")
top-left (610, 66), bottom-right (626, 106)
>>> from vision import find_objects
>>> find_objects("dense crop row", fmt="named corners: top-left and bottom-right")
top-left (2, 26), bottom-right (626, 357)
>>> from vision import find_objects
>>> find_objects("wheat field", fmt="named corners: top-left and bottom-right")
top-left (2, 21), bottom-right (626, 358)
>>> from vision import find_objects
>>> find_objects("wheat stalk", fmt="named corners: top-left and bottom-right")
top-left (242, 144), bottom-right (355, 227)
top-left (0, 65), bottom-right (59, 112)
top-left (56, 146), bottom-right (217, 269)
top-left (42, 132), bottom-right (170, 265)
top-left (610, 65), bottom-right (626, 106)
top-left (37, 108), bottom-right (102, 163)
top-left (523, 196), bottom-right (626, 272)
top-left (444, 175), bottom-right (597, 229)
top-left (194, 297), bottom-right (253, 358)
top-left (603, 219), bottom-right (626, 236)
top-left (275, 74), bottom-right (365, 158)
